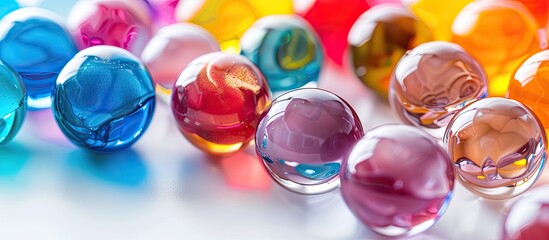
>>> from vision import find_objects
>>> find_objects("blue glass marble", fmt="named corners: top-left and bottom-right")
top-left (240, 15), bottom-right (324, 92)
top-left (0, 8), bottom-right (78, 109)
top-left (0, 0), bottom-right (18, 20)
top-left (0, 60), bottom-right (26, 147)
top-left (52, 46), bottom-right (155, 152)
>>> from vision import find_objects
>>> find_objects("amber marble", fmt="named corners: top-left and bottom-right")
top-left (349, 4), bottom-right (432, 100)
top-left (451, 0), bottom-right (541, 97)
top-left (444, 98), bottom-right (547, 199)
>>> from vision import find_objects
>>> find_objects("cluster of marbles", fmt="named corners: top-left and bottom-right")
top-left (299, 0), bottom-right (370, 64)
top-left (255, 88), bottom-right (364, 194)
top-left (507, 50), bottom-right (549, 138)
top-left (444, 98), bottom-right (547, 199)
top-left (52, 46), bottom-right (156, 152)
top-left (175, 0), bottom-right (293, 52)
top-left (141, 23), bottom-right (220, 95)
top-left (240, 15), bottom-right (323, 92)
top-left (348, 4), bottom-right (432, 100)
top-left (67, 0), bottom-right (152, 55)
top-left (341, 124), bottom-right (454, 237)
top-left (451, 0), bottom-right (541, 96)
top-left (0, 60), bottom-right (26, 147)
top-left (389, 41), bottom-right (488, 138)
top-left (171, 52), bottom-right (271, 156)
top-left (0, 7), bottom-right (78, 109)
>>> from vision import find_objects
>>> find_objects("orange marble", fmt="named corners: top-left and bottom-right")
top-left (451, 0), bottom-right (541, 97)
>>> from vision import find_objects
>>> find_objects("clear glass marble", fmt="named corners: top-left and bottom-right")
top-left (0, 60), bottom-right (26, 147)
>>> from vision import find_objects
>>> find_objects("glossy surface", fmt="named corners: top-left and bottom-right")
top-left (0, 0), bottom-right (18, 19)
top-left (349, 4), bottom-right (433, 100)
top-left (443, 98), bottom-right (547, 199)
top-left (341, 125), bottom-right (454, 237)
top-left (0, 8), bottom-right (77, 109)
top-left (171, 52), bottom-right (271, 155)
top-left (67, 0), bottom-right (152, 55)
top-left (0, 60), bottom-right (26, 147)
top-left (405, 0), bottom-right (472, 41)
top-left (502, 185), bottom-right (549, 240)
top-left (175, 0), bottom-right (293, 53)
top-left (518, 0), bottom-right (548, 27)
top-left (141, 23), bottom-right (220, 94)
top-left (146, 0), bottom-right (179, 30)
top-left (389, 41), bottom-right (488, 138)
top-left (508, 50), bottom-right (549, 140)
top-left (255, 88), bottom-right (364, 194)
top-left (52, 46), bottom-right (155, 152)
top-left (451, 0), bottom-right (541, 96)
top-left (300, 0), bottom-right (370, 64)
top-left (240, 15), bottom-right (323, 92)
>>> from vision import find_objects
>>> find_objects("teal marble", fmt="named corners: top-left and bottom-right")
top-left (52, 46), bottom-right (155, 152)
top-left (0, 60), bottom-right (27, 147)
top-left (240, 15), bottom-right (323, 92)
top-left (0, 8), bottom-right (78, 109)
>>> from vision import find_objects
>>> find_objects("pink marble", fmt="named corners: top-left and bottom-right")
top-left (68, 0), bottom-right (152, 55)
top-left (340, 124), bottom-right (454, 237)
top-left (141, 23), bottom-right (219, 91)
top-left (503, 185), bottom-right (549, 240)
top-left (146, 0), bottom-right (179, 30)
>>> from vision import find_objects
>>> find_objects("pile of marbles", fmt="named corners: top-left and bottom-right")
top-left (1, 0), bottom-right (549, 238)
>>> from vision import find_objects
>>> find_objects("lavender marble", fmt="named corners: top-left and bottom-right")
top-left (340, 125), bottom-right (454, 237)
top-left (255, 88), bottom-right (364, 194)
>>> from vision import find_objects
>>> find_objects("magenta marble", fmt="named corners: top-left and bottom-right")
top-left (340, 124), bottom-right (454, 237)
top-left (255, 88), bottom-right (364, 194)
top-left (141, 23), bottom-right (219, 92)
top-left (67, 0), bottom-right (152, 55)
top-left (503, 185), bottom-right (549, 240)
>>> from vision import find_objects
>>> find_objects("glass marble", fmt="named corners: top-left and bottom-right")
top-left (451, 0), bottom-right (541, 97)
top-left (67, 0), bottom-right (152, 55)
top-left (508, 50), bottom-right (549, 139)
top-left (502, 185), bottom-right (549, 240)
top-left (175, 0), bottom-right (293, 53)
top-left (0, 8), bottom-right (78, 109)
top-left (145, 0), bottom-right (179, 30)
top-left (141, 23), bottom-right (220, 95)
top-left (299, 0), bottom-right (370, 65)
top-left (443, 98), bottom-right (547, 199)
top-left (404, 0), bottom-right (472, 41)
top-left (255, 88), bottom-right (364, 194)
top-left (389, 41), bottom-right (488, 138)
top-left (341, 125), bottom-right (454, 237)
top-left (0, 60), bottom-right (26, 147)
top-left (240, 15), bottom-right (323, 92)
top-left (171, 52), bottom-right (271, 156)
top-left (0, 0), bottom-right (18, 20)
top-left (349, 4), bottom-right (433, 100)
top-left (518, 0), bottom-right (548, 28)
top-left (52, 46), bottom-right (156, 152)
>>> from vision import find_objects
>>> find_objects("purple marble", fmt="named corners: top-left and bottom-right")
top-left (255, 88), bottom-right (364, 194)
top-left (340, 125), bottom-right (454, 237)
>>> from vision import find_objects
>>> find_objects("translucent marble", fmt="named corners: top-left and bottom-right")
top-left (502, 185), bottom-right (549, 240)
top-left (255, 88), bottom-right (364, 194)
top-left (508, 50), bottom-right (549, 139)
top-left (299, 0), bottom-right (370, 65)
top-left (389, 41), bottom-right (488, 138)
top-left (145, 0), bottom-right (179, 30)
top-left (518, 0), bottom-right (548, 28)
top-left (341, 125), bottom-right (454, 237)
top-left (349, 4), bottom-right (433, 100)
top-left (175, 0), bottom-right (293, 53)
top-left (0, 8), bottom-right (78, 109)
top-left (0, 60), bottom-right (26, 147)
top-left (240, 15), bottom-right (323, 92)
top-left (404, 0), bottom-right (472, 41)
top-left (52, 46), bottom-right (156, 152)
top-left (141, 23), bottom-right (220, 94)
top-left (0, 0), bottom-right (18, 20)
top-left (171, 52), bottom-right (271, 156)
top-left (451, 0), bottom-right (541, 96)
top-left (443, 98), bottom-right (547, 199)
top-left (67, 0), bottom-right (152, 55)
